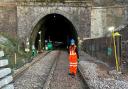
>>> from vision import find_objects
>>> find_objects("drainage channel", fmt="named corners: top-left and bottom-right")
top-left (43, 51), bottom-right (89, 89)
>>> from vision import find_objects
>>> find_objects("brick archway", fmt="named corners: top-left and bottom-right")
top-left (30, 13), bottom-right (78, 49)
top-left (17, 6), bottom-right (90, 43)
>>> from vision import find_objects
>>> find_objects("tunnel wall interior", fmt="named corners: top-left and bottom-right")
top-left (30, 13), bottom-right (78, 50)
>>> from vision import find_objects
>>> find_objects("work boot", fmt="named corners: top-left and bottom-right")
top-left (68, 73), bottom-right (71, 75)
top-left (71, 73), bottom-right (75, 78)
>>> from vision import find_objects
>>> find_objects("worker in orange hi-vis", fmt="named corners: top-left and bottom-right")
top-left (69, 39), bottom-right (78, 76)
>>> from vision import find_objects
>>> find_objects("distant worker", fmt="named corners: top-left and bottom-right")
top-left (32, 45), bottom-right (37, 57)
top-left (69, 39), bottom-right (78, 76)
top-left (47, 41), bottom-right (53, 50)
top-left (45, 40), bottom-right (48, 50)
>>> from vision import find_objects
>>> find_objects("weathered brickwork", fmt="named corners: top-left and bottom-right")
top-left (1, 0), bottom-right (128, 43)
top-left (94, 0), bottom-right (128, 6)
top-left (0, 4), bottom-right (17, 37)
top-left (91, 7), bottom-right (125, 38)
top-left (91, 8), bottom-right (106, 38)
top-left (0, 0), bottom-right (15, 2)
top-left (17, 5), bottom-right (91, 42)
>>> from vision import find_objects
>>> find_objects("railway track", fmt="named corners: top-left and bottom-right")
top-left (43, 50), bottom-right (89, 89)
top-left (13, 51), bottom-right (50, 81)
top-left (14, 50), bottom-right (89, 89)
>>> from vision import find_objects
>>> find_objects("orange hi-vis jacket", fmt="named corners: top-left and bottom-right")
top-left (69, 45), bottom-right (78, 75)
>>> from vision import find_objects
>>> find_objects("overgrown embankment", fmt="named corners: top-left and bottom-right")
top-left (0, 33), bottom-right (32, 70)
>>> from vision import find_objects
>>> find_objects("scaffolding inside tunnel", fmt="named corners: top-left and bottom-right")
top-left (30, 13), bottom-right (78, 50)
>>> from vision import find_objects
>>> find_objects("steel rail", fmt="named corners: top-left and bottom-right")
top-left (13, 51), bottom-right (50, 81)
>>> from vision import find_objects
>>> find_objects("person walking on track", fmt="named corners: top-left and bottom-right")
top-left (69, 39), bottom-right (78, 76)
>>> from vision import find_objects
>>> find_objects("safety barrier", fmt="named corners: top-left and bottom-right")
top-left (82, 36), bottom-right (122, 71)
top-left (0, 51), bottom-right (14, 89)
top-left (117, 25), bottom-right (128, 72)
top-left (82, 37), bottom-right (117, 69)
top-left (82, 26), bottom-right (128, 72)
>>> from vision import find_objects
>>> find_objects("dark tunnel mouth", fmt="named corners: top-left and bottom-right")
top-left (31, 13), bottom-right (78, 50)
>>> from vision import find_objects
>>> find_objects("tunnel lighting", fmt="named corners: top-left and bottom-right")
top-left (33, 14), bottom-right (78, 49)
top-left (108, 26), bottom-right (115, 32)
top-left (45, 40), bottom-right (47, 42)
top-left (114, 32), bottom-right (121, 36)
top-left (54, 15), bottom-right (56, 18)
top-left (38, 31), bottom-right (41, 34)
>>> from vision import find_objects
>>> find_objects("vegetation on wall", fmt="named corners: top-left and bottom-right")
top-left (0, 32), bottom-right (32, 70)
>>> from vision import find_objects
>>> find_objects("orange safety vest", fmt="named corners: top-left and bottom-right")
top-left (69, 45), bottom-right (76, 55)
top-left (69, 45), bottom-right (78, 75)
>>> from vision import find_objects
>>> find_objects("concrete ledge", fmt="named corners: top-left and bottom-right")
top-left (0, 75), bottom-right (13, 88)
top-left (2, 84), bottom-right (14, 89)
top-left (0, 60), bottom-right (9, 67)
top-left (0, 68), bottom-right (11, 79)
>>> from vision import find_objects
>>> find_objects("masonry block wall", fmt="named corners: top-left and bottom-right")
top-left (17, 5), bottom-right (91, 42)
top-left (91, 7), bottom-right (125, 38)
top-left (0, 1), bottom-right (17, 37)
top-left (0, 0), bottom-right (128, 45)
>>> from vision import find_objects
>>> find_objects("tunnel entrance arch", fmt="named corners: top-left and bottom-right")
top-left (30, 13), bottom-right (78, 50)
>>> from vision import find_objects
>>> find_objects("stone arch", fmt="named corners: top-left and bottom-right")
top-left (29, 9), bottom-right (79, 49)
top-left (29, 8), bottom-right (78, 39)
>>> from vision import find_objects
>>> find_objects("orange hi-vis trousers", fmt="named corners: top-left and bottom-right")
top-left (69, 53), bottom-right (78, 75)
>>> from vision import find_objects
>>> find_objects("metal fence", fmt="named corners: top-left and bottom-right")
top-left (82, 25), bottom-right (128, 71)
top-left (118, 25), bottom-right (128, 71)
top-left (82, 37), bottom-right (116, 69)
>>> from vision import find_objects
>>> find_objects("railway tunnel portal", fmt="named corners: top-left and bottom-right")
top-left (17, 4), bottom-right (91, 50)
top-left (30, 13), bottom-right (78, 49)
